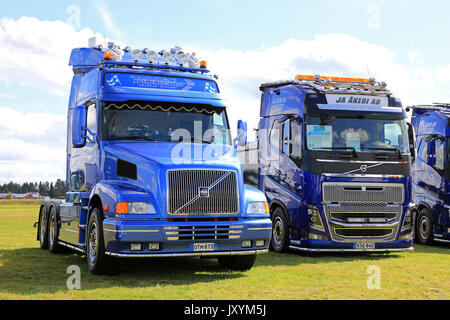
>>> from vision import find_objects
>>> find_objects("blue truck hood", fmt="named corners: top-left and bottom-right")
top-left (104, 141), bottom-right (240, 168)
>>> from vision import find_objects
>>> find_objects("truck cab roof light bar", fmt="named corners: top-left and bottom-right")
top-left (406, 103), bottom-right (450, 112)
top-left (88, 38), bottom-right (208, 74)
top-left (260, 74), bottom-right (391, 96)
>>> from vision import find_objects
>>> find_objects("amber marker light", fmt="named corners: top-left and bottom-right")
top-left (200, 60), bottom-right (207, 68)
top-left (115, 202), bottom-right (128, 214)
top-left (104, 51), bottom-right (114, 60)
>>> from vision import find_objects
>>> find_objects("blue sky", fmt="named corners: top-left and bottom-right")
top-left (1, 0), bottom-right (450, 182)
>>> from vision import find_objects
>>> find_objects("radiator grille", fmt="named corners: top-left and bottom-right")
top-left (322, 182), bottom-right (403, 242)
top-left (167, 170), bottom-right (239, 215)
top-left (323, 183), bottom-right (403, 204)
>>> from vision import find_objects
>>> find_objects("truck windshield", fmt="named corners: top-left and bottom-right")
top-left (102, 102), bottom-right (231, 145)
top-left (305, 114), bottom-right (409, 153)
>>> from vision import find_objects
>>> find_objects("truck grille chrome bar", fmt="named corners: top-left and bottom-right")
top-left (167, 170), bottom-right (239, 215)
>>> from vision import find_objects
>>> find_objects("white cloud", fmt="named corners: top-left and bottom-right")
top-left (0, 16), bottom-right (114, 95)
top-left (0, 107), bottom-right (66, 183)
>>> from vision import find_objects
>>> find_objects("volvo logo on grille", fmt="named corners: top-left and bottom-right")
top-left (199, 187), bottom-right (210, 198)
top-left (360, 165), bottom-right (368, 173)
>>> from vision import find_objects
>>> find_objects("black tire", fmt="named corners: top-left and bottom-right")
top-left (86, 207), bottom-right (114, 275)
top-left (48, 206), bottom-right (62, 253)
top-left (218, 255), bottom-right (256, 271)
top-left (39, 206), bottom-right (48, 250)
top-left (415, 208), bottom-right (434, 245)
top-left (270, 207), bottom-right (289, 252)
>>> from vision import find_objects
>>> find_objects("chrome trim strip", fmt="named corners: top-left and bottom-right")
top-left (433, 238), bottom-right (450, 244)
top-left (248, 227), bottom-right (272, 231)
top-left (104, 229), bottom-right (160, 233)
top-left (316, 159), bottom-right (408, 164)
top-left (289, 245), bottom-right (413, 253)
top-left (330, 221), bottom-right (399, 228)
top-left (322, 173), bottom-right (404, 178)
top-left (57, 241), bottom-right (85, 253)
top-left (105, 249), bottom-right (269, 258)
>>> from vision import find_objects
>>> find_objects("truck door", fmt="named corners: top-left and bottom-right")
top-left (426, 136), bottom-right (445, 230)
top-left (280, 117), bottom-right (304, 197)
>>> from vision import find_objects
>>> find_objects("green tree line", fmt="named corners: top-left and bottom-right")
top-left (0, 180), bottom-right (66, 199)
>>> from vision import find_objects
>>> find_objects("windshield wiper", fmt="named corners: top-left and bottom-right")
top-left (108, 136), bottom-right (158, 142)
top-left (362, 147), bottom-right (403, 159)
top-left (314, 147), bottom-right (358, 158)
top-left (188, 138), bottom-right (213, 144)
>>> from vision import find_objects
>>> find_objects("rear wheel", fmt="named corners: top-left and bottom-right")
top-left (86, 207), bottom-right (114, 275)
top-left (48, 206), bottom-right (62, 253)
top-left (218, 255), bottom-right (256, 271)
top-left (39, 206), bottom-right (48, 250)
top-left (415, 208), bottom-right (434, 245)
top-left (270, 207), bottom-right (289, 252)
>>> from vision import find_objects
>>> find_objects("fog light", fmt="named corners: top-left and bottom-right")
top-left (399, 232), bottom-right (414, 240)
top-left (130, 243), bottom-right (142, 251)
top-left (149, 243), bottom-right (160, 251)
top-left (308, 233), bottom-right (327, 241)
top-left (241, 240), bottom-right (252, 248)
top-left (255, 240), bottom-right (265, 247)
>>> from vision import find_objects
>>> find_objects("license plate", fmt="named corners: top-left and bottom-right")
top-left (193, 243), bottom-right (215, 252)
top-left (355, 242), bottom-right (375, 250)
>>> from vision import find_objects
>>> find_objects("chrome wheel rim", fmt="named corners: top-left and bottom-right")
top-left (272, 217), bottom-right (283, 247)
top-left (40, 212), bottom-right (45, 242)
top-left (49, 214), bottom-right (56, 246)
top-left (419, 216), bottom-right (430, 240)
top-left (89, 222), bottom-right (98, 264)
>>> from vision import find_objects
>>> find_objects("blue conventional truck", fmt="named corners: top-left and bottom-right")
top-left (35, 40), bottom-right (271, 274)
top-left (240, 74), bottom-right (417, 252)
top-left (409, 104), bottom-right (450, 244)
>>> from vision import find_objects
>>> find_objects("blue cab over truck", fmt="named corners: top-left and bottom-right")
top-left (409, 103), bottom-right (450, 244)
top-left (242, 74), bottom-right (416, 252)
top-left (35, 40), bottom-right (271, 274)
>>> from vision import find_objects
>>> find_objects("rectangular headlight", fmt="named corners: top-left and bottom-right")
top-left (116, 202), bottom-right (157, 214)
top-left (247, 202), bottom-right (269, 214)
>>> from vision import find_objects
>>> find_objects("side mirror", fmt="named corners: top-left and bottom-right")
top-left (407, 123), bottom-right (416, 162)
top-left (72, 104), bottom-right (87, 148)
top-left (236, 120), bottom-right (248, 147)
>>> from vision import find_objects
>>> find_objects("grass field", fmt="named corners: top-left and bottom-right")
top-left (0, 200), bottom-right (448, 300)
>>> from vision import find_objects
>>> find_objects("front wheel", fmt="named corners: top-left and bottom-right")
top-left (86, 208), bottom-right (114, 275)
top-left (218, 255), bottom-right (256, 271)
top-left (270, 207), bottom-right (289, 252)
top-left (415, 208), bottom-right (434, 245)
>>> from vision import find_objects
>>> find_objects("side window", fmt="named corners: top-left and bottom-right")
top-left (291, 118), bottom-right (303, 158)
top-left (269, 120), bottom-right (282, 150)
top-left (434, 138), bottom-right (444, 171)
top-left (418, 138), bottom-right (427, 162)
top-left (86, 103), bottom-right (97, 143)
